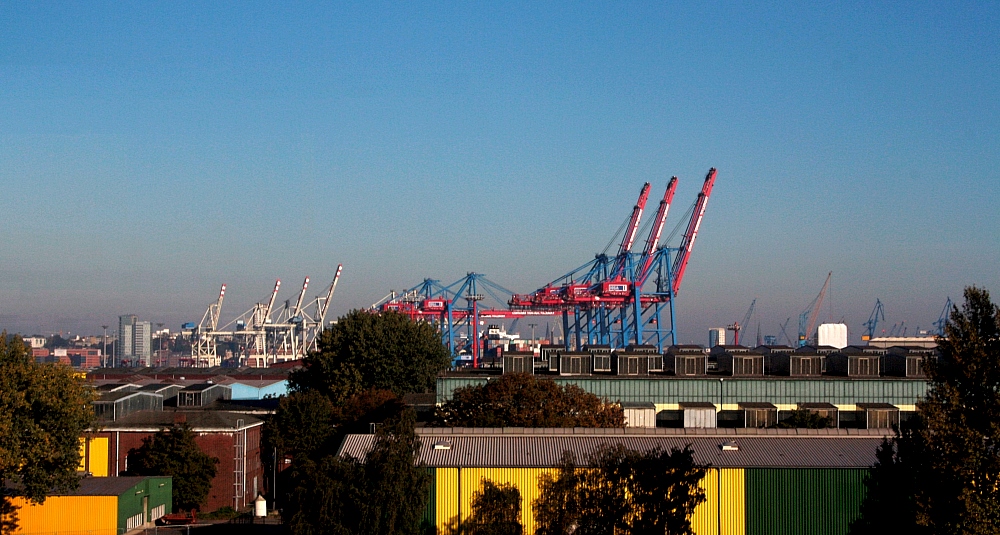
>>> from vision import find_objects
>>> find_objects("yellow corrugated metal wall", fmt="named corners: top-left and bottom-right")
top-left (690, 468), bottom-right (746, 535)
top-left (433, 467), bottom-right (744, 535)
top-left (11, 496), bottom-right (117, 535)
top-left (76, 437), bottom-right (110, 477)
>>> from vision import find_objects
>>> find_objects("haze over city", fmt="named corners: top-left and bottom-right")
top-left (1, 2), bottom-right (997, 344)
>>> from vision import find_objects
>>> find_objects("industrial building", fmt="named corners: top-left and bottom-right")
top-left (93, 411), bottom-right (264, 511)
top-left (441, 342), bottom-right (932, 428)
top-left (10, 476), bottom-right (171, 535)
top-left (339, 427), bottom-right (883, 535)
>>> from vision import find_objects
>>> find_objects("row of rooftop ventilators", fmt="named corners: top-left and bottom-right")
top-left (642, 402), bottom-right (906, 430)
top-left (494, 344), bottom-right (934, 378)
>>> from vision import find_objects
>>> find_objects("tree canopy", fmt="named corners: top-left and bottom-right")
top-left (465, 480), bottom-right (523, 535)
top-left (283, 410), bottom-right (431, 535)
top-left (851, 286), bottom-right (1000, 534)
top-left (126, 423), bottom-right (219, 511)
top-left (533, 445), bottom-right (707, 535)
top-left (0, 334), bottom-right (95, 533)
top-left (434, 373), bottom-right (625, 428)
top-left (289, 310), bottom-right (452, 402)
top-left (773, 409), bottom-right (831, 429)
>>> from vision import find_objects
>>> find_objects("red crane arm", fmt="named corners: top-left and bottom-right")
top-left (611, 182), bottom-right (651, 279)
top-left (636, 177), bottom-right (678, 287)
top-left (671, 168), bottom-right (717, 295)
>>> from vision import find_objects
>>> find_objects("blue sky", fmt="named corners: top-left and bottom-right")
top-left (1, 2), bottom-right (997, 344)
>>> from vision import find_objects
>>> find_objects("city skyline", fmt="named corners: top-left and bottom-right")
top-left (2, 2), bottom-right (998, 344)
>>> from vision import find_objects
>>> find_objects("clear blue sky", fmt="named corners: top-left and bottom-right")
top-left (1, 1), bottom-right (997, 344)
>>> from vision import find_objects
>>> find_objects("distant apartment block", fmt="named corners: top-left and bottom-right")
top-left (117, 314), bottom-right (152, 366)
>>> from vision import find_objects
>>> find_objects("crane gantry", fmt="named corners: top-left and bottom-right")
top-left (375, 167), bottom-right (719, 360)
top-left (182, 264), bottom-right (343, 367)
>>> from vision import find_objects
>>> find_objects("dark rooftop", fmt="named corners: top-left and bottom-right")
top-left (340, 428), bottom-right (888, 469)
top-left (99, 410), bottom-right (262, 431)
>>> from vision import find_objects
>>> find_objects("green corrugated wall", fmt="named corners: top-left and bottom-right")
top-left (745, 468), bottom-right (866, 535)
top-left (437, 376), bottom-right (927, 407)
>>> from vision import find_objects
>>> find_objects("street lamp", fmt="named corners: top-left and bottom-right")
top-left (101, 325), bottom-right (108, 368)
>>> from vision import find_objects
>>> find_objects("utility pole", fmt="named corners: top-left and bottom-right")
top-left (101, 325), bottom-right (108, 368)
top-left (528, 323), bottom-right (537, 348)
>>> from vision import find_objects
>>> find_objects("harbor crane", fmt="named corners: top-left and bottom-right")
top-left (182, 264), bottom-right (343, 367)
top-left (798, 272), bottom-right (831, 346)
top-left (727, 298), bottom-right (757, 347)
top-left (862, 299), bottom-right (885, 341)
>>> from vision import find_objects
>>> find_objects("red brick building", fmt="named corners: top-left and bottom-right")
top-left (96, 411), bottom-right (264, 512)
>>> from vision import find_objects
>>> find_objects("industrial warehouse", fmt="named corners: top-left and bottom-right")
top-left (340, 427), bottom-right (885, 534)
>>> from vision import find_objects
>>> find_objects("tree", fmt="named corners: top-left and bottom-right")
top-left (533, 445), bottom-right (707, 535)
top-left (533, 452), bottom-right (585, 535)
top-left (0, 333), bottom-right (96, 534)
top-left (126, 423), bottom-right (219, 511)
top-left (774, 409), bottom-right (831, 429)
top-left (850, 432), bottom-right (926, 535)
top-left (914, 286), bottom-right (1000, 531)
top-left (434, 373), bottom-right (625, 428)
top-left (283, 410), bottom-right (431, 535)
top-left (289, 310), bottom-right (452, 403)
top-left (851, 287), bottom-right (1000, 534)
top-left (465, 480), bottom-right (522, 535)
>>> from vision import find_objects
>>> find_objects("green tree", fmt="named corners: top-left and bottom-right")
top-left (289, 310), bottom-right (452, 403)
top-left (0, 333), bottom-right (96, 534)
top-left (465, 480), bottom-right (522, 535)
top-left (434, 373), bottom-right (625, 428)
top-left (126, 423), bottom-right (219, 511)
top-left (533, 445), bottom-right (707, 535)
top-left (849, 430), bottom-right (926, 535)
top-left (774, 409), bottom-right (831, 429)
top-left (533, 452), bottom-right (585, 535)
top-left (851, 287), bottom-right (1000, 534)
top-left (283, 410), bottom-right (431, 535)
top-left (915, 286), bottom-right (1000, 531)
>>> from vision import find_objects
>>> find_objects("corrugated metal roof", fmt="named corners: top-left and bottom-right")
top-left (5, 476), bottom-right (156, 497)
top-left (339, 428), bottom-right (886, 469)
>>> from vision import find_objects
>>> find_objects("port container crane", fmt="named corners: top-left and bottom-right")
top-left (670, 168), bottom-right (717, 296)
top-left (635, 177), bottom-right (678, 288)
top-left (610, 183), bottom-right (651, 280)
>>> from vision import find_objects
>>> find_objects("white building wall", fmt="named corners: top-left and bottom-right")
top-left (818, 323), bottom-right (848, 349)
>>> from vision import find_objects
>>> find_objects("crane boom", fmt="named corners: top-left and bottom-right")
top-left (798, 272), bottom-right (832, 346)
top-left (292, 277), bottom-right (309, 317)
top-left (636, 177), bottom-right (678, 287)
top-left (671, 168), bottom-right (717, 295)
top-left (317, 264), bottom-right (343, 327)
top-left (210, 284), bottom-right (226, 330)
top-left (610, 183), bottom-right (651, 279)
top-left (263, 279), bottom-right (281, 322)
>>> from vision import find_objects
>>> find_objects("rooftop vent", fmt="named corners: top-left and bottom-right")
top-left (433, 441), bottom-right (452, 451)
top-left (720, 441), bottom-right (739, 451)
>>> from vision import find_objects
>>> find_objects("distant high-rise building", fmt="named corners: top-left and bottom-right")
top-left (117, 314), bottom-right (153, 366)
top-left (709, 327), bottom-right (726, 348)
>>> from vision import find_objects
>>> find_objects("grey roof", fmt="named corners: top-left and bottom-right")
top-left (340, 428), bottom-right (886, 469)
top-left (99, 410), bottom-right (262, 431)
top-left (22, 476), bottom-right (162, 497)
top-left (738, 402), bottom-right (777, 409)
top-left (181, 383), bottom-right (229, 392)
top-left (96, 391), bottom-right (162, 403)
